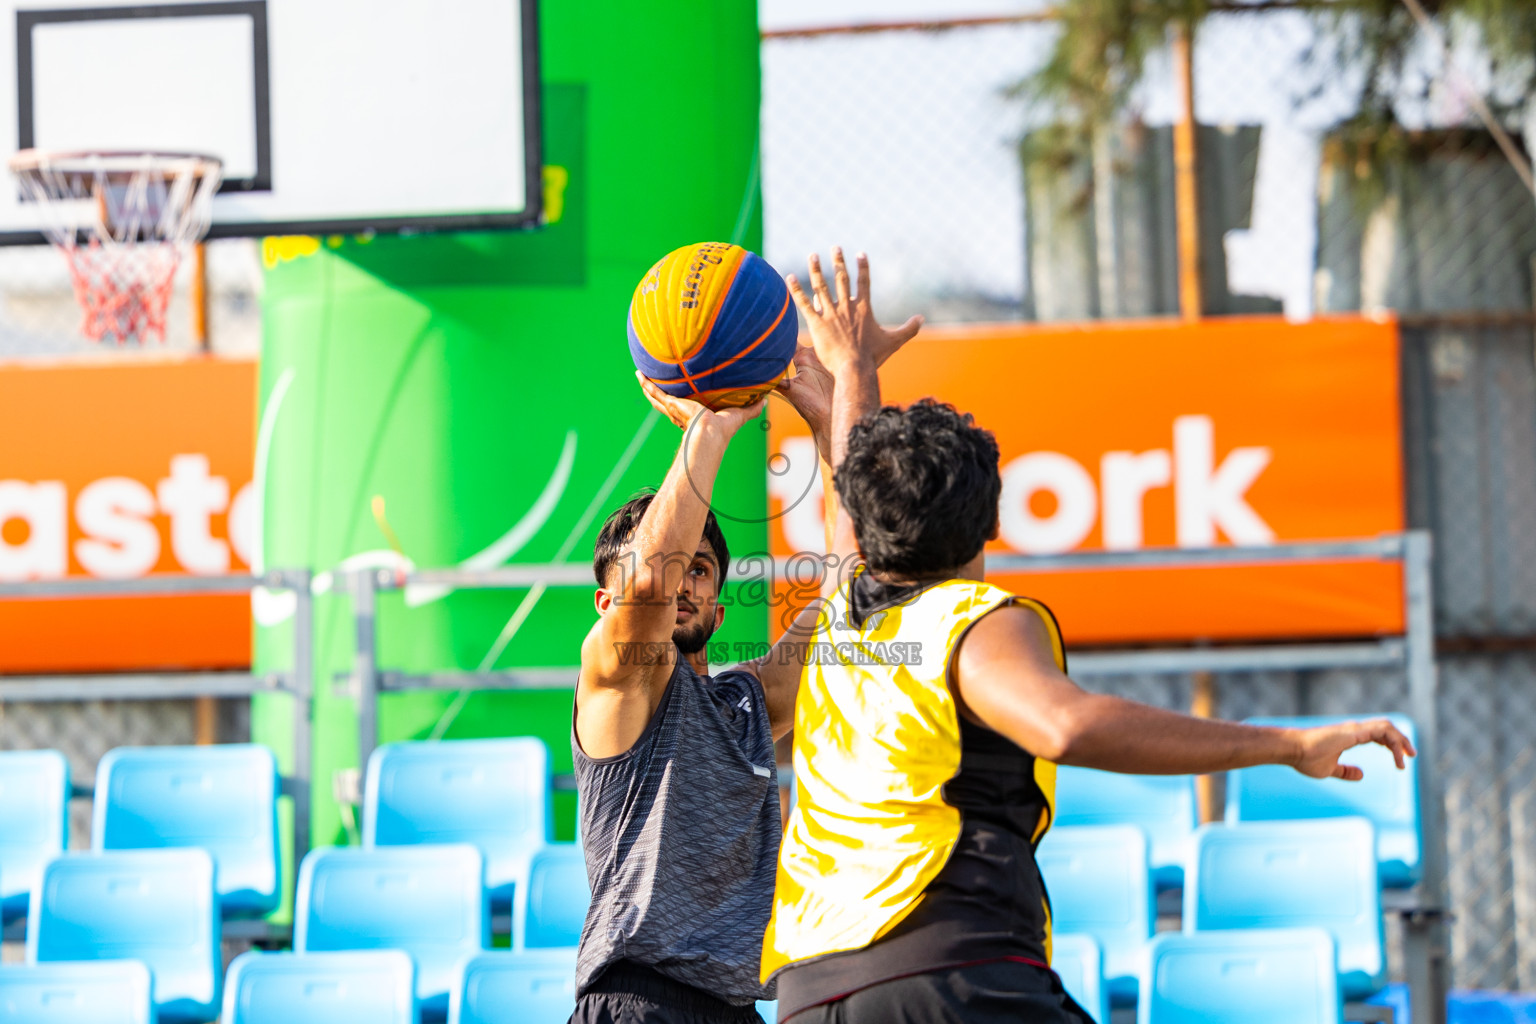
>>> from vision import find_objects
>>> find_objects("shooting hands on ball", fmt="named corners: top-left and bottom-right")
top-left (636, 373), bottom-right (764, 438)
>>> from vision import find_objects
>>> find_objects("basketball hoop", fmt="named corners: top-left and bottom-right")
top-left (7, 150), bottom-right (221, 344)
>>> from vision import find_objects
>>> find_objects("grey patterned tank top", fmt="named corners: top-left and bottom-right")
top-left (572, 656), bottom-right (781, 1005)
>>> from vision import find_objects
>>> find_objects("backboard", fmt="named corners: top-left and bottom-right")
top-left (0, 0), bottom-right (541, 242)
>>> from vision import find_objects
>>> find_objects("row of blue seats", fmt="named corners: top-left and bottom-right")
top-left (0, 737), bottom-right (558, 922)
top-left (1053, 928), bottom-right (1348, 1024)
top-left (0, 948), bottom-right (577, 1024)
top-left (0, 713), bottom-right (1421, 925)
top-left (1056, 714), bottom-right (1422, 890)
top-left (0, 719), bottom-right (1419, 1021)
top-left (1042, 817), bottom-right (1386, 1006)
top-left (11, 841), bottom-right (591, 1022)
top-left (5, 821), bottom-right (1383, 1023)
top-left (1, 931), bottom-right (1346, 1024)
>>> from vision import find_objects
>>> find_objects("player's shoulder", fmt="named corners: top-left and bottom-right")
top-left (709, 663), bottom-right (770, 704)
top-left (956, 598), bottom-right (1062, 668)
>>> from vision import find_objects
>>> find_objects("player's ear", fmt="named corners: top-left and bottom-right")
top-left (714, 603), bottom-right (726, 630)
top-left (987, 514), bottom-right (1001, 542)
top-left (594, 588), bottom-right (612, 616)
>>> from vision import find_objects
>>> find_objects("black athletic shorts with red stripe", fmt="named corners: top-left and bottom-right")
top-left (782, 959), bottom-right (1095, 1024)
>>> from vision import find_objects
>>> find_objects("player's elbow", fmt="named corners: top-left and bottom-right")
top-left (1033, 703), bottom-right (1097, 765)
top-left (613, 564), bottom-right (660, 604)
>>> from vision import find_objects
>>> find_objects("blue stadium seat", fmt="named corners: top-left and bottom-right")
top-left (0, 749), bottom-right (69, 923)
top-left (1228, 714), bottom-right (1422, 887)
top-left (1051, 933), bottom-right (1108, 1024)
top-left (1037, 824), bottom-right (1154, 1006)
top-left (222, 950), bottom-right (416, 1024)
top-left (516, 843), bottom-right (591, 949)
top-left (1370, 982), bottom-right (1536, 1023)
top-left (1185, 819), bottom-right (1384, 999)
top-left (365, 738), bottom-right (551, 911)
top-left (1053, 766), bottom-right (1197, 889)
top-left (449, 949), bottom-right (576, 1024)
top-left (0, 960), bottom-right (152, 1024)
top-left (296, 844), bottom-right (487, 1020)
top-left (93, 743), bottom-right (280, 916)
top-left (1139, 928), bottom-right (1342, 1024)
top-left (29, 849), bottom-right (221, 1024)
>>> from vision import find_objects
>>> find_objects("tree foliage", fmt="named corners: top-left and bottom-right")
top-left (1022, 0), bottom-right (1536, 174)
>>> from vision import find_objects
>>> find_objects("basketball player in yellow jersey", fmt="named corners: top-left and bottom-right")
top-left (760, 249), bottom-right (1417, 1023)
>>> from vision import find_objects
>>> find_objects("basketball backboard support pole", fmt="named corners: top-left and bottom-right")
top-left (0, 0), bottom-right (542, 243)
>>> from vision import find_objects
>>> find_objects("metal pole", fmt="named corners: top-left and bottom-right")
top-left (191, 241), bottom-right (210, 352)
top-left (289, 570), bottom-right (313, 879)
top-left (1171, 20), bottom-right (1203, 322)
top-left (190, 242), bottom-right (216, 738)
top-left (351, 568), bottom-right (379, 810)
top-left (1403, 530), bottom-right (1448, 1024)
top-left (1190, 670), bottom-right (1220, 822)
top-left (1092, 123), bottom-right (1122, 319)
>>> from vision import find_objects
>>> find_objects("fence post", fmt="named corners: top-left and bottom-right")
top-left (1404, 530), bottom-right (1449, 1024)
top-left (351, 568), bottom-right (379, 815)
top-left (288, 569), bottom-right (313, 873)
top-left (1171, 18), bottom-right (1203, 322)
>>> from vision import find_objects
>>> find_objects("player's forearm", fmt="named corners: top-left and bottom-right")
top-left (827, 356), bottom-right (880, 469)
top-left (1049, 692), bottom-right (1303, 775)
top-left (822, 358), bottom-right (878, 575)
top-left (622, 418), bottom-right (729, 601)
top-left (819, 456), bottom-right (837, 556)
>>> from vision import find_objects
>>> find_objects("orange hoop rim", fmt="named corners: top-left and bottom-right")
top-left (7, 148), bottom-right (222, 184)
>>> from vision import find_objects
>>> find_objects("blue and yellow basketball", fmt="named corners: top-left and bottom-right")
top-left (628, 242), bottom-right (798, 410)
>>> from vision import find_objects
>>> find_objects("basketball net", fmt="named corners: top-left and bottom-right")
top-left (7, 150), bottom-right (222, 344)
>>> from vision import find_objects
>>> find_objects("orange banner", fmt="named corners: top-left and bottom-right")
top-left (767, 316), bottom-right (1404, 644)
top-left (0, 356), bottom-right (256, 672)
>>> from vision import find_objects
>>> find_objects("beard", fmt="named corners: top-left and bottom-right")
top-left (673, 615), bottom-right (717, 656)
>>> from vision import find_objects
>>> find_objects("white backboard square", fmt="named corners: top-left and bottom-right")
top-left (0, 0), bottom-right (540, 241)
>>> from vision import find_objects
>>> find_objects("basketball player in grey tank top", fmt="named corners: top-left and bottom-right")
top-left (571, 256), bottom-right (920, 1024)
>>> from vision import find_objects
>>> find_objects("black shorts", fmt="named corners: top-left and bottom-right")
top-left (782, 960), bottom-right (1096, 1024)
top-left (571, 961), bottom-right (767, 1024)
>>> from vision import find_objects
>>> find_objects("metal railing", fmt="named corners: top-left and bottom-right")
top-left (339, 531), bottom-right (1445, 1021)
top-left (0, 568), bottom-right (314, 943)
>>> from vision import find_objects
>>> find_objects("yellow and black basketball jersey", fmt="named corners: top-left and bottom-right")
top-left (762, 570), bottom-right (1080, 1019)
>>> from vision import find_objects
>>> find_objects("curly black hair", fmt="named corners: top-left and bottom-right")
top-left (592, 490), bottom-right (731, 589)
top-left (834, 398), bottom-right (1001, 576)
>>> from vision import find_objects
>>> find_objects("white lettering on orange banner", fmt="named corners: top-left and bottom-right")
top-left (774, 414), bottom-right (1276, 557)
top-left (0, 456), bottom-right (253, 582)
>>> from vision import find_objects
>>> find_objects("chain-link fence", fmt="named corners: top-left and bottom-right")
top-left (764, 10), bottom-right (1536, 321)
top-left (764, 9), bottom-right (1536, 992)
top-left (0, 238), bottom-right (264, 359)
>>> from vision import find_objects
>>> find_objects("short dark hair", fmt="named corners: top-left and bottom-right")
top-left (834, 399), bottom-right (1001, 576)
top-left (592, 490), bottom-right (732, 589)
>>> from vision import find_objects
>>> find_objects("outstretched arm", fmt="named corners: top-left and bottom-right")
top-left (784, 248), bottom-right (921, 584)
top-left (953, 604), bottom-right (1416, 779)
top-left (577, 379), bottom-right (763, 758)
top-left (745, 248), bottom-right (922, 738)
